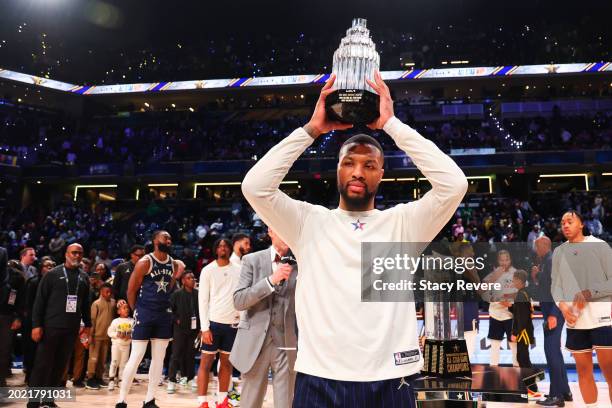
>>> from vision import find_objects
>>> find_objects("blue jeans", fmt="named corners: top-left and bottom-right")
top-left (543, 313), bottom-right (570, 398)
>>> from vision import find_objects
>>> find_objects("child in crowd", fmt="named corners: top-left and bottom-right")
top-left (107, 300), bottom-right (134, 391)
top-left (86, 283), bottom-right (116, 390)
top-left (510, 269), bottom-right (538, 393)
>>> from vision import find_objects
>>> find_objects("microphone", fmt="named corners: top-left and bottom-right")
top-left (278, 250), bottom-right (296, 285)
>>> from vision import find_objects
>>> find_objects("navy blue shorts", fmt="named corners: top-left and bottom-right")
top-left (487, 318), bottom-right (513, 341)
top-left (201, 321), bottom-right (237, 354)
top-left (292, 372), bottom-right (416, 408)
top-left (132, 307), bottom-right (173, 341)
top-left (566, 326), bottom-right (612, 352)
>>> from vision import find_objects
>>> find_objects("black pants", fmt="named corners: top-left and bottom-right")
top-left (29, 326), bottom-right (78, 403)
top-left (517, 342), bottom-right (538, 392)
top-left (0, 315), bottom-right (14, 384)
top-left (22, 319), bottom-right (38, 384)
top-left (168, 327), bottom-right (198, 381)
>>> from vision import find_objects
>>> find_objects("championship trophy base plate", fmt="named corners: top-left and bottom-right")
top-left (325, 89), bottom-right (380, 125)
top-left (422, 338), bottom-right (472, 378)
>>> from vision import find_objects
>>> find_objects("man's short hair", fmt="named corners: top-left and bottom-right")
top-left (20, 247), bottom-right (35, 259)
top-left (339, 134), bottom-right (384, 161)
top-left (231, 233), bottom-right (250, 246)
top-left (130, 244), bottom-right (145, 254)
top-left (152, 230), bottom-right (168, 241)
top-left (101, 282), bottom-right (113, 291)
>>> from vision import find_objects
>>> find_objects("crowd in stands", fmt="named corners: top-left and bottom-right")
top-left (1, 190), bottom-right (610, 266)
top-left (2, 104), bottom-right (611, 166)
top-left (1, 16), bottom-right (610, 84)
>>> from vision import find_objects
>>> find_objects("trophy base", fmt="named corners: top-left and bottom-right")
top-left (422, 339), bottom-right (472, 378)
top-left (325, 89), bottom-right (380, 125)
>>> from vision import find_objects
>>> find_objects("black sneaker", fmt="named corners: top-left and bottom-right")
top-left (115, 403), bottom-right (127, 408)
top-left (142, 398), bottom-right (159, 408)
top-left (85, 378), bottom-right (100, 390)
top-left (536, 396), bottom-right (565, 407)
top-left (563, 393), bottom-right (573, 402)
top-left (97, 378), bottom-right (109, 388)
top-left (72, 379), bottom-right (85, 388)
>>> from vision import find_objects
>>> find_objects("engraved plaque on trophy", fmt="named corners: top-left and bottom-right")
top-left (325, 18), bottom-right (380, 124)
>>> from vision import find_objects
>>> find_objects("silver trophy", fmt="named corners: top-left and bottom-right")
top-left (325, 18), bottom-right (380, 124)
top-left (422, 252), bottom-right (471, 378)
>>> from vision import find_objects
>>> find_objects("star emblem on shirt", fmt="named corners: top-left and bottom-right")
top-left (351, 219), bottom-right (366, 231)
top-left (156, 279), bottom-right (169, 293)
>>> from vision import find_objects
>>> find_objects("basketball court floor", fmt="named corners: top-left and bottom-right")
top-left (3, 370), bottom-right (611, 407)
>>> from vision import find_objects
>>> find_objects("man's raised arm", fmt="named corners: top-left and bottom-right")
top-left (367, 71), bottom-right (468, 242)
top-left (241, 74), bottom-right (352, 247)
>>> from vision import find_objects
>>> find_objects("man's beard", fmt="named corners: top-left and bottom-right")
top-left (338, 181), bottom-right (376, 210)
top-left (158, 243), bottom-right (172, 254)
top-left (239, 246), bottom-right (248, 257)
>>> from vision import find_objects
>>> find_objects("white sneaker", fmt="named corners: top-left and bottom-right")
top-left (166, 381), bottom-right (176, 394)
top-left (179, 377), bottom-right (188, 386)
top-left (189, 379), bottom-right (197, 390)
top-left (108, 380), bottom-right (115, 391)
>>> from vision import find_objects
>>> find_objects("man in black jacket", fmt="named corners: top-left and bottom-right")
top-left (23, 257), bottom-right (55, 384)
top-left (0, 251), bottom-right (25, 387)
top-left (112, 245), bottom-right (145, 303)
top-left (167, 270), bottom-right (199, 393)
top-left (27, 243), bottom-right (91, 408)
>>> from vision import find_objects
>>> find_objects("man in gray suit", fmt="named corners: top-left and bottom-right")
top-left (231, 228), bottom-right (297, 408)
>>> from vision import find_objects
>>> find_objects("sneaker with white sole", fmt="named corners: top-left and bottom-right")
top-left (166, 381), bottom-right (176, 394)
top-left (228, 389), bottom-right (241, 407)
top-left (108, 380), bottom-right (115, 391)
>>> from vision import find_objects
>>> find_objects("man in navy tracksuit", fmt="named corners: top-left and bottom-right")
top-left (532, 236), bottom-right (572, 407)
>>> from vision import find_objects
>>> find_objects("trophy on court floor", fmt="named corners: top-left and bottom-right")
top-left (325, 18), bottom-right (380, 124)
top-left (422, 253), bottom-right (472, 378)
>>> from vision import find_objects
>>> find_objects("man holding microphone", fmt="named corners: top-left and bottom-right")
top-left (231, 228), bottom-right (298, 407)
top-left (241, 71), bottom-right (468, 407)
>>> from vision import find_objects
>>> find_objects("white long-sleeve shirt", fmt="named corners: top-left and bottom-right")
top-left (552, 235), bottom-right (612, 329)
top-left (198, 261), bottom-right (241, 331)
top-left (241, 116), bottom-right (468, 381)
top-left (484, 267), bottom-right (517, 321)
top-left (107, 317), bottom-right (134, 347)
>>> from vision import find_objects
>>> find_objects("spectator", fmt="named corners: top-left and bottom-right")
top-left (0, 255), bottom-right (25, 387)
top-left (19, 248), bottom-right (37, 280)
top-left (23, 257), bottom-right (55, 384)
top-left (85, 283), bottom-right (116, 390)
top-left (167, 271), bottom-right (199, 393)
top-left (113, 245), bottom-right (146, 303)
top-left (107, 301), bottom-right (134, 392)
top-left (28, 244), bottom-right (91, 408)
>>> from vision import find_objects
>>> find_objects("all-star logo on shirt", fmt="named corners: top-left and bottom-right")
top-left (351, 219), bottom-right (366, 231)
top-left (156, 279), bottom-right (169, 293)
